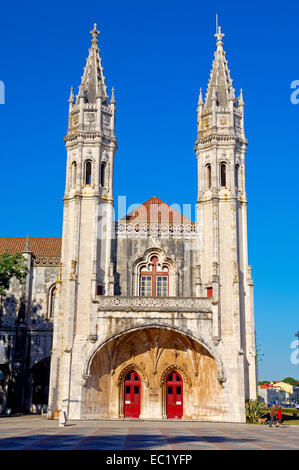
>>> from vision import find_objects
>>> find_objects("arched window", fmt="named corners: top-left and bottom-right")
top-left (139, 255), bottom-right (169, 297)
top-left (71, 161), bottom-right (77, 187)
top-left (85, 160), bottom-right (92, 185)
top-left (220, 163), bottom-right (227, 187)
top-left (100, 162), bottom-right (106, 187)
top-left (205, 164), bottom-right (212, 189)
top-left (235, 164), bottom-right (239, 190)
top-left (48, 285), bottom-right (56, 318)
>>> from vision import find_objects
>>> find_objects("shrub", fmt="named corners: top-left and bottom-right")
top-left (245, 399), bottom-right (268, 423)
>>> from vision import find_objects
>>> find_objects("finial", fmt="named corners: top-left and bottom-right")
top-left (90, 23), bottom-right (100, 46)
top-left (239, 88), bottom-right (244, 106)
top-left (110, 87), bottom-right (116, 104)
top-left (68, 86), bottom-right (75, 104)
top-left (198, 88), bottom-right (204, 106)
top-left (24, 234), bottom-right (30, 252)
top-left (215, 26), bottom-right (225, 49)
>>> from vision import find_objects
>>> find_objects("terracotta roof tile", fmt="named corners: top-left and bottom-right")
top-left (121, 196), bottom-right (193, 224)
top-left (0, 237), bottom-right (62, 257)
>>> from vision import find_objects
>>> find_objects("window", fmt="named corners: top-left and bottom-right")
top-left (100, 162), bottom-right (106, 187)
top-left (97, 285), bottom-right (103, 295)
top-left (140, 276), bottom-right (152, 296)
top-left (71, 161), bottom-right (77, 187)
top-left (85, 161), bottom-right (92, 185)
top-left (139, 256), bottom-right (169, 297)
top-left (49, 285), bottom-right (56, 318)
top-left (157, 276), bottom-right (168, 297)
top-left (206, 164), bottom-right (211, 189)
top-left (220, 163), bottom-right (227, 187)
top-left (207, 287), bottom-right (213, 298)
top-left (235, 164), bottom-right (239, 190)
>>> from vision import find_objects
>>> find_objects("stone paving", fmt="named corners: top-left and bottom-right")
top-left (0, 415), bottom-right (298, 450)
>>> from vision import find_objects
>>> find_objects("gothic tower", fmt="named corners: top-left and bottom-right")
top-left (195, 27), bottom-right (256, 405)
top-left (47, 25), bottom-right (117, 419)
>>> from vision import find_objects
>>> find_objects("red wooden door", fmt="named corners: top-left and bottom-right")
top-left (166, 372), bottom-right (183, 419)
top-left (124, 371), bottom-right (141, 418)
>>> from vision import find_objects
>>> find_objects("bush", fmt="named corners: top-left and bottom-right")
top-left (245, 399), bottom-right (268, 423)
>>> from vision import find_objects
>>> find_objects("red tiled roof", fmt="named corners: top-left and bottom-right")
top-left (121, 196), bottom-right (193, 224)
top-left (0, 237), bottom-right (62, 257)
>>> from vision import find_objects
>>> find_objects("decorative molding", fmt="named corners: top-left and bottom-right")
top-left (116, 222), bottom-right (198, 239)
top-left (96, 296), bottom-right (212, 314)
top-left (117, 363), bottom-right (149, 388)
top-left (33, 257), bottom-right (61, 267)
top-left (160, 364), bottom-right (192, 388)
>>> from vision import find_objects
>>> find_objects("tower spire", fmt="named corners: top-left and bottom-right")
top-left (75, 23), bottom-right (107, 104)
top-left (203, 26), bottom-right (235, 112)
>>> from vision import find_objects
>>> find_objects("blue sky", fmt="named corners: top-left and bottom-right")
top-left (0, 0), bottom-right (298, 382)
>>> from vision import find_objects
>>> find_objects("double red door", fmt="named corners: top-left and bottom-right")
top-left (124, 371), bottom-right (141, 418)
top-left (166, 372), bottom-right (183, 418)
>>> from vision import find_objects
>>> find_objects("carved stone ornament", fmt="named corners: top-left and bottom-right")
top-left (117, 363), bottom-right (149, 388)
top-left (160, 364), bottom-right (191, 388)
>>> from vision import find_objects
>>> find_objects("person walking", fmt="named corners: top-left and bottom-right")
top-left (276, 406), bottom-right (282, 427)
top-left (269, 405), bottom-right (277, 427)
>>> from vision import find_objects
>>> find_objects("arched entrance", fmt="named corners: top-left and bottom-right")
top-left (166, 371), bottom-right (183, 419)
top-left (83, 326), bottom-right (225, 420)
top-left (124, 371), bottom-right (141, 418)
top-left (30, 358), bottom-right (50, 413)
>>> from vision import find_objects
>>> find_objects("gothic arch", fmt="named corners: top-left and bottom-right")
top-left (47, 283), bottom-right (56, 319)
top-left (83, 323), bottom-right (226, 386)
top-left (160, 363), bottom-right (191, 388)
top-left (117, 363), bottom-right (149, 388)
top-left (130, 247), bottom-right (178, 296)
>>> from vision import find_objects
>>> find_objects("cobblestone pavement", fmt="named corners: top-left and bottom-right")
top-left (0, 415), bottom-right (298, 450)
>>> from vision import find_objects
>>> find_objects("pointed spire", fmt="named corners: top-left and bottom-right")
top-left (204, 26), bottom-right (235, 111)
top-left (110, 87), bottom-right (116, 104)
top-left (24, 234), bottom-right (30, 252)
top-left (68, 86), bottom-right (75, 105)
top-left (76, 23), bottom-right (108, 104)
top-left (197, 88), bottom-right (204, 106)
top-left (238, 88), bottom-right (245, 106)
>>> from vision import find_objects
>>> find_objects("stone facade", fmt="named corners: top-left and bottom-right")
top-left (0, 24), bottom-right (257, 421)
top-left (0, 237), bottom-right (60, 413)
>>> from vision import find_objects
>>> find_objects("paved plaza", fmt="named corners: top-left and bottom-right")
top-left (0, 415), bottom-right (298, 450)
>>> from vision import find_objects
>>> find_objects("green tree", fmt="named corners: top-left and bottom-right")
top-left (0, 250), bottom-right (28, 296)
top-left (282, 377), bottom-right (299, 387)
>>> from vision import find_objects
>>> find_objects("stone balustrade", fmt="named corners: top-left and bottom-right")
top-left (95, 295), bottom-right (212, 315)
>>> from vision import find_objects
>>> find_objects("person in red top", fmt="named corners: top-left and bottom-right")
top-left (276, 406), bottom-right (283, 426)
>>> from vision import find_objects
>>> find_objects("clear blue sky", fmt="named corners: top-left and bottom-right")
top-left (0, 0), bottom-right (298, 382)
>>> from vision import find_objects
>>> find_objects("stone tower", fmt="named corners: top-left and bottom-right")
top-left (195, 26), bottom-right (256, 405)
top-left (47, 24), bottom-right (117, 419)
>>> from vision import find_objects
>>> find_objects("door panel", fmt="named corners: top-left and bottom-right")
top-left (166, 372), bottom-right (183, 418)
top-left (124, 371), bottom-right (141, 418)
